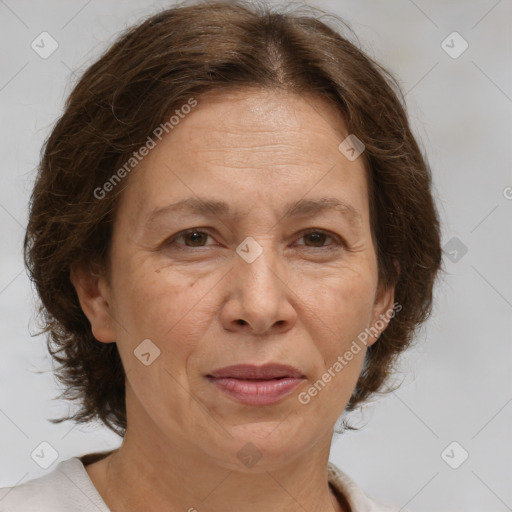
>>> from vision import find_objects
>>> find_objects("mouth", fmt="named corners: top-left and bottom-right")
top-left (206, 364), bottom-right (306, 405)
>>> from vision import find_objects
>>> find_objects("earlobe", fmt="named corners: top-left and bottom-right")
top-left (366, 259), bottom-right (400, 346)
top-left (70, 264), bottom-right (116, 344)
top-left (367, 281), bottom-right (396, 347)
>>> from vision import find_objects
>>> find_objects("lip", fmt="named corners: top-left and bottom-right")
top-left (208, 363), bottom-right (305, 380)
top-left (207, 364), bottom-right (306, 405)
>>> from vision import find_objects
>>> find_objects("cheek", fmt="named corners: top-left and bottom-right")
top-left (299, 264), bottom-right (377, 337)
top-left (110, 261), bottom-right (212, 362)
top-left (296, 263), bottom-right (377, 398)
top-left (110, 267), bottom-right (212, 414)
top-left (295, 274), bottom-right (374, 415)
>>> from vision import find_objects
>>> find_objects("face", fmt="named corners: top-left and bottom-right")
top-left (74, 87), bottom-right (394, 470)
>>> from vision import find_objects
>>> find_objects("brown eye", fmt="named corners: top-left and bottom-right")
top-left (182, 231), bottom-right (209, 246)
top-left (165, 229), bottom-right (214, 248)
top-left (296, 230), bottom-right (340, 249)
top-left (303, 231), bottom-right (329, 247)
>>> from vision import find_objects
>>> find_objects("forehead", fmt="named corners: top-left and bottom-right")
top-left (115, 87), bottom-right (370, 224)
top-left (179, 88), bottom-right (349, 167)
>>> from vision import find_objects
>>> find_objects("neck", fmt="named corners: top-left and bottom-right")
top-left (86, 385), bottom-right (346, 512)
top-left (88, 429), bottom-right (345, 512)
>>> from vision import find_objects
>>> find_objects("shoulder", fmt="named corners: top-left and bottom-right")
top-left (327, 461), bottom-right (398, 512)
top-left (0, 457), bottom-right (110, 512)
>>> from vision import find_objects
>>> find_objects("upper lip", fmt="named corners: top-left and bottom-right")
top-left (208, 364), bottom-right (305, 380)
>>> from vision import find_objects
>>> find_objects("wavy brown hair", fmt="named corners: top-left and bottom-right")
top-left (24, 0), bottom-right (442, 436)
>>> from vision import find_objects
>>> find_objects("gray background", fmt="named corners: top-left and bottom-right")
top-left (1, 0), bottom-right (511, 510)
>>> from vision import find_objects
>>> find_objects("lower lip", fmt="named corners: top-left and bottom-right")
top-left (209, 377), bottom-right (305, 405)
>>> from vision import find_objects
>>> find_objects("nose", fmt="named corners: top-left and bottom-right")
top-left (220, 245), bottom-right (297, 335)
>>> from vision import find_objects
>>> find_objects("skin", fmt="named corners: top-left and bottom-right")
top-left (71, 87), bottom-right (395, 512)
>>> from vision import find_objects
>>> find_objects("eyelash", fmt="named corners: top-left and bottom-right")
top-left (164, 228), bottom-right (345, 251)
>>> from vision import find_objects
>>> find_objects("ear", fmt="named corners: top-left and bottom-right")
top-left (70, 263), bottom-right (116, 344)
top-left (367, 279), bottom-right (397, 347)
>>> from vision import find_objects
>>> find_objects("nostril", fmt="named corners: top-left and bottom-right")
top-left (236, 319), bottom-right (247, 325)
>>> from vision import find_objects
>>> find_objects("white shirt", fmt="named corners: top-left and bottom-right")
top-left (0, 456), bottom-right (397, 511)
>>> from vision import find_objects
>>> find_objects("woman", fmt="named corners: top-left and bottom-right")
top-left (1, 1), bottom-right (441, 510)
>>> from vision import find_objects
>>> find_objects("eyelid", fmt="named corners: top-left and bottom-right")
top-left (165, 228), bottom-right (217, 247)
top-left (291, 228), bottom-right (345, 249)
top-left (164, 227), bottom-right (346, 249)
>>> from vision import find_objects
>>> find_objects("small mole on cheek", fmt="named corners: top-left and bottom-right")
top-left (155, 268), bottom-right (161, 273)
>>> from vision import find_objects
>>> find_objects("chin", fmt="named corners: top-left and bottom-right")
top-left (206, 420), bottom-right (322, 472)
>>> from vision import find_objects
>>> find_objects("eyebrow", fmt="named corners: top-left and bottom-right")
top-left (144, 196), bottom-right (362, 228)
